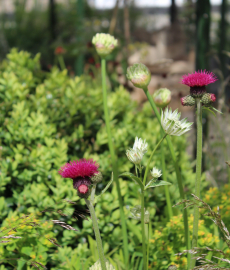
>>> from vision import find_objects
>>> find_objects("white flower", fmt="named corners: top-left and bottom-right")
top-left (150, 167), bottom-right (162, 179)
top-left (133, 137), bottom-right (148, 154)
top-left (90, 260), bottom-right (115, 270)
top-left (161, 107), bottom-right (193, 136)
top-left (126, 148), bottom-right (143, 165)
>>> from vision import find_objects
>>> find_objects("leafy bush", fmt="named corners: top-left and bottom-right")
top-left (0, 49), bottom-right (202, 269)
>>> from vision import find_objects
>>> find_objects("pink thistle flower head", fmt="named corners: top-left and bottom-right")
top-left (58, 159), bottom-right (99, 179)
top-left (181, 70), bottom-right (217, 87)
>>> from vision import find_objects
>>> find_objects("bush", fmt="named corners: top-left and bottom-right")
top-left (0, 49), bottom-right (201, 269)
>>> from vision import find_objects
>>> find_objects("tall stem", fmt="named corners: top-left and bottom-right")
top-left (101, 58), bottom-right (129, 266)
top-left (57, 55), bottom-right (66, 71)
top-left (141, 191), bottom-right (147, 270)
top-left (144, 89), bottom-right (191, 267)
top-left (190, 99), bottom-right (203, 269)
top-left (85, 199), bottom-right (107, 270)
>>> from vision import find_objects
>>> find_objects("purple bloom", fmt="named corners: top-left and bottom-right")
top-left (181, 70), bottom-right (217, 87)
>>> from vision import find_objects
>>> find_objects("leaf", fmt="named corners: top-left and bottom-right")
top-left (145, 180), bottom-right (171, 190)
top-left (119, 172), bottom-right (144, 190)
top-left (96, 172), bottom-right (114, 199)
top-left (211, 106), bottom-right (223, 114)
top-left (202, 106), bottom-right (216, 117)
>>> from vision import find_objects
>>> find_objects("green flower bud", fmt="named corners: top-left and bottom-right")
top-left (181, 95), bottom-right (195, 107)
top-left (201, 93), bottom-right (216, 106)
top-left (89, 260), bottom-right (115, 270)
top-left (92, 33), bottom-right (118, 58)
top-left (126, 63), bottom-right (151, 89)
top-left (90, 171), bottom-right (103, 184)
top-left (152, 88), bottom-right (171, 108)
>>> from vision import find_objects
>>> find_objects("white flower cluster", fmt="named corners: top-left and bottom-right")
top-left (161, 107), bottom-right (193, 136)
top-left (126, 137), bottom-right (148, 165)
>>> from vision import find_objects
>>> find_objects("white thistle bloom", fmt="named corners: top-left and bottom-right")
top-left (126, 148), bottom-right (143, 165)
top-left (150, 167), bottom-right (162, 179)
top-left (161, 107), bottom-right (193, 136)
top-left (133, 137), bottom-right (148, 154)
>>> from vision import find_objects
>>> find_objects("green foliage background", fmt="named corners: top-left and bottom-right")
top-left (0, 49), bottom-right (214, 270)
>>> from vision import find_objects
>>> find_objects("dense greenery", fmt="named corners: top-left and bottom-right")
top-left (0, 49), bottom-right (220, 269)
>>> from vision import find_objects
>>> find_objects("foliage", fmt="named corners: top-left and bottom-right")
top-left (0, 49), bottom-right (199, 269)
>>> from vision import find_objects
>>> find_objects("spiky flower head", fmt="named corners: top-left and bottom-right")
top-left (153, 88), bottom-right (171, 108)
top-left (89, 260), bottom-right (115, 270)
top-left (133, 137), bottom-right (148, 154)
top-left (161, 107), bottom-right (193, 136)
top-left (181, 95), bottom-right (195, 107)
top-left (150, 167), bottom-right (162, 179)
top-left (130, 205), bottom-right (150, 224)
top-left (90, 171), bottom-right (103, 184)
top-left (126, 63), bottom-right (151, 89)
top-left (92, 33), bottom-right (118, 58)
top-left (181, 70), bottom-right (217, 98)
top-left (126, 148), bottom-right (143, 165)
top-left (201, 93), bottom-right (216, 106)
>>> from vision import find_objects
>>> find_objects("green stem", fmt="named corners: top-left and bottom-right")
top-left (190, 99), bottom-right (203, 269)
top-left (146, 222), bottom-right (150, 268)
top-left (161, 129), bottom-right (173, 219)
top-left (57, 55), bottom-right (66, 70)
top-left (101, 58), bottom-right (129, 266)
top-left (143, 135), bottom-right (167, 186)
top-left (85, 199), bottom-right (107, 270)
top-left (141, 191), bottom-right (147, 270)
top-left (144, 88), bottom-right (191, 268)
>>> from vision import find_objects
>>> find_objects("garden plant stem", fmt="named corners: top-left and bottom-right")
top-left (101, 58), bottom-right (129, 266)
top-left (141, 191), bottom-right (147, 270)
top-left (144, 88), bottom-right (191, 267)
top-left (190, 99), bottom-right (203, 269)
top-left (85, 199), bottom-right (107, 270)
top-left (57, 55), bottom-right (66, 71)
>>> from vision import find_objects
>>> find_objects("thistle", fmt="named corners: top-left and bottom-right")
top-left (201, 93), bottom-right (216, 106)
top-left (92, 33), bottom-right (118, 58)
top-left (161, 107), bottom-right (193, 136)
top-left (126, 63), bottom-right (151, 89)
top-left (181, 95), bottom-right (195, 107)
top-left (152, 88), bottom-right (171, 108)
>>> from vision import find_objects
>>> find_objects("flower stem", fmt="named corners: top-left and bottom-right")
top-left (143, 134), bottom-right (167, 186)
top-left (161, 130), bottom-right (173, 219)
top-left (57, 55), bottom-right (66, 71)
top-left (85, 199), bottom-right (107, 270)
top-left (144, 88), bottom-right (191, 267)
top-left (101, 58), bottom-right (129, 266)
top-left (190, 99), bottom-right (203, 269)
top-left (141, 191), bottom-right (147, 270)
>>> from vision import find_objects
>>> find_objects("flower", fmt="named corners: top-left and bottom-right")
top-left (152, 88), bottom-right (171, 108)
top-left (92, 33), bottom-right (118, 57)
top-left (58, 159), bottom-right (99, 199)
top-left (181, 70), bottom-right (217, 98)
top-left (126, 148), bottom-right (143, 165)
top-left (150, 167), bottom-right (162, 179)
top-left (54, 46), bottom-right (66, 55)
top-left (130, 205), bottom-right (150, 223)
top-left (126, 63), bottom-right (151, 89)
top-left (181, 95), bottom-right (195, 107)
top-left (201, 93), bottom-right (216, 106)
top-left (161, 107), bottom-right (193, 136)
top-left (89, 260), bottom-right (115, 270)
top-left (58, 159), bottom-right (99, 179)
top-left (133, 137), bottom-right (148, 154)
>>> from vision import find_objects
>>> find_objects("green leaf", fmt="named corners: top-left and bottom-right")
top-left (96, 172), bottom-right (114, 199)
top-left (211, 106), bottom-right (223, 114)
top-left (202, 106), bottom-right (216, 117)
top-left (145, 180), bottom-right (171, 190)
top-left (119, 172), bottom-right (144, 190)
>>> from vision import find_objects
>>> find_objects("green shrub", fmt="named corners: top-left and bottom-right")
top-left (0, 49), bottom-right (202, 269)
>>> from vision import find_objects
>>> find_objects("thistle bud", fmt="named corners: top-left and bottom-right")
top-left (153, 88), bottom-right (171, 108)
top-left (89, 260), bottom-right (115, 270)
top-left (201, 93), bottom-right (216, 106)
top-left (180, 95), bottom-right (195, 107)
top-left (73, 177), bottom-right (92, 199)
top-left (90, 171), bottom-right (103, 184)
top-left (126, 63), bottom-right (151, 89)
top-left (92, 33), bottom-right (118, 58)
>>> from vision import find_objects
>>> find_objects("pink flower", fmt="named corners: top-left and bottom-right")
top-left (58, 159), bottom-right (99, 179)
top-left (181, 70), bottom-right (217, 87)
top-left (210, 93), bottom-right (216, 102)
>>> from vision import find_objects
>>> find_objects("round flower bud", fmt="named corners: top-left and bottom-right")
top-left (181, 95), bottom-right (196, 106)
top-left (73, 177), bottom-right (92, 199)
top-left (90, 171), bottom-right (103, 184)
top-left (201, 93), bottom-right (216, 106)
top-left (89, 260), bottom-right (115, 270)
top-left (92, 33), bottom-right (118, 58)
top-left (152, 88), bottom-right (171, 108)
top-left (77, 185), bottom-right (91, 199)
top-left (126, 63), bottom-right (151, 89)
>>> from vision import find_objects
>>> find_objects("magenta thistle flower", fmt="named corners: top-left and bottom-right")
top-left (58, 159), bottom-right (99, 198)
top-left (58, 159), bottom-right (99, 179)
top-left (181, 70), bottom-right (217, 98)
